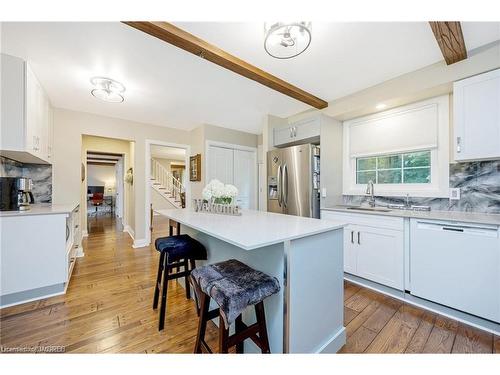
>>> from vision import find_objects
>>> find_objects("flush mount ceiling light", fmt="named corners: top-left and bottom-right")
top-left (264, 22), bottom-right (312, 59)
top-left (90, 77), bottom-right (125, 103)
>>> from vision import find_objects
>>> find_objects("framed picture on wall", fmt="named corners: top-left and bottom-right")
top-left (190, 154), bottom-right (201, 181)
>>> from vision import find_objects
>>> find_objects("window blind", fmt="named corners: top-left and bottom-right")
top-left (349, 103), bottom-right (439, 157)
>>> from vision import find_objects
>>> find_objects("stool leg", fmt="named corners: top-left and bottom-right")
top-left (184, 259), bottom-right (191, 300)
top-left (158, 253), bottom-right (169, 331)
top-left (194, 291), bottom-right (209, 353)
top-left (235, 315), bottom-right (244, 354)
top-left (218, 319), bottom-right (229, 354)
top-left (255, 302), bottom-right (270, 353)
top-left (153, 251), bottom-right (165, 309)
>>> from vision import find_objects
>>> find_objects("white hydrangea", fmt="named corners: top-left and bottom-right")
top-left (223, 184), bottom-right (238, 198)
top-left (202, 186), bottom-right (213, 201)
top-left (202, 179), bottom-right (238, 200)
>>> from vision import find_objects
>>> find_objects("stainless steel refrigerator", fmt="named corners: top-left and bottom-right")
top-left (267, 144), bottom-right (320, 218)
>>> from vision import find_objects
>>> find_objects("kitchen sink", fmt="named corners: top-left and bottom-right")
top-left (345, 206), bottom-right (392, 212)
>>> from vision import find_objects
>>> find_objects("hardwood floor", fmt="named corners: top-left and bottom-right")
top-left (340, 283), bottom-right (499, 353)
top-left (1, 215), bottom-right (498, 354)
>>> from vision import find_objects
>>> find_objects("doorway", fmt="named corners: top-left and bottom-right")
top-left (86, 151), bottom-right (124, 234)
top-left (145, 140), bottom-right (191, 246)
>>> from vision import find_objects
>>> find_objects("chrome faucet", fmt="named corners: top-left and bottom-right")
top-left (365, 180), bottom-right (375, 207)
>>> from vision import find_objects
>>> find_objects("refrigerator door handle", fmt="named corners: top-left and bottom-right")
top-left (277, 164), bottom-right (282, 207)
top-left (283, 163), bottom-right (288, 208)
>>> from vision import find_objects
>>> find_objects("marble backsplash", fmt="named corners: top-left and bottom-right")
top-left (0, 156), bottom-right (52, 203)
top-left (344, 160), bottom-right (500, 214)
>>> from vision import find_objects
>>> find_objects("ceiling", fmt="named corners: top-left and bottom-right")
top-left (87, 152), bottom-right (121, 165)
top-left (150, 145), bottom-right (186, 161)
top-left (2, 22), bottom-right (499, 134)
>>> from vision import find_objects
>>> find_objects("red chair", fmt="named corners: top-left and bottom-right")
top-left (90, 193), bottom-right (104, 216)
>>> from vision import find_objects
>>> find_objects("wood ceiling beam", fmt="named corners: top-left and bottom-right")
top-left (122, 21), bottom-right (328, 109)
top-left (87, 161), bottom-right (117, 166)
top-left (429, 22), bottom-right (467, 65)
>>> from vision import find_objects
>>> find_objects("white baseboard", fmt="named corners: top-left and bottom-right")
top-left (75, 245), bottom-right (85, 258)
top-left (82, 230), bottom-right (88, 237)
top-left (123, 225), bottom-right (135, 239)
top-left (133, 239), bottom-right (149, 248)
top-left (317, 327), bottom-right (346, 353)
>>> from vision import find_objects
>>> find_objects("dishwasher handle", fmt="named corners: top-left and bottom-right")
top-left (442, 227), bottom-right (464, 232)
top-left (416, 221), bottom-right (498, 237)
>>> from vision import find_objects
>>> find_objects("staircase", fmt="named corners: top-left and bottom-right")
top-left (151, 159), bottom-right (185, 209)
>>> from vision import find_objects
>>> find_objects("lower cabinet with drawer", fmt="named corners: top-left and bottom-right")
top-left (322, 210), bottom-right (405, 290)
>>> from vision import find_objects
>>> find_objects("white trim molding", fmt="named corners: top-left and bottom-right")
top-left (343, 95), bottom-right (450, 198)
top-left (123, 224), bottom-right (135, 239)
top-left (133, 239), bottom-right (149, 248)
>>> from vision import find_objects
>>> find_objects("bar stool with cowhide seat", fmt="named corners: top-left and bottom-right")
top-left (189, 259), bottom-right (280, 354)
top-left (153, 219), bottom-right (207, 331)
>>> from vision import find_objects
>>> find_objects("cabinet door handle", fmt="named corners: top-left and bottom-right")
top-left (293, 126), bottom-right (297, 137)
top-left (357, 231), bottom-right (361, 245)
top-left (350, 230), bottom-right (354, 244)
top-left (289, 127), bottom-right (293, 138)
top-left (456, 136), bottom-right (461, 153)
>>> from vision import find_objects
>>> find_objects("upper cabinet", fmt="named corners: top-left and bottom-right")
top-left (273, 115), bottom-right (321, 147)
top-left (453, 68), bottom-right (500, 161)
top-left (1, 54), bottom-right (53, 164)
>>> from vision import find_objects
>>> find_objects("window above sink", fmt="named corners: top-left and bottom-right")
top-left (342, 95), bottom-right (450, 198)
top-left (356, 150), bottom-right (431, 185)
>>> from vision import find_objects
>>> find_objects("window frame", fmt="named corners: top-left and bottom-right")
top-left (356, 150), bottom-right (432, 185)
top-left (342, 95), bottom-right (450, 198)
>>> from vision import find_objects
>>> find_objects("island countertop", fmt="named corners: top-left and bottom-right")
top-left (156, 208), bottom-right (347, 250)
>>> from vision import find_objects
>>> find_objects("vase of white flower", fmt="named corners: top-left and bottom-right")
top-left (202, 179), bottom-right (238, 206)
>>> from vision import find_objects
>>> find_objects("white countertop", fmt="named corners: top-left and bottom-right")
top-left (0, 203), bottom-right (79, 217)
top-left (322, 206), bottom-right (500, 226)
top-left (156, 208), bottom-right (346, 250)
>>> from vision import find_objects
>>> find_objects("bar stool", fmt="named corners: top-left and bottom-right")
top-left (189, 259), bottom-right (280, 353)
top-left (153, 219), bottom-right (207, 331)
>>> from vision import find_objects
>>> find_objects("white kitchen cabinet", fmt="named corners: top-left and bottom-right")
top-left (0, 204), bottom-right (81, 307)
top-left (0, 53), bottom-right (52, 164)
top-left (453, 68), bottom-right (500, 161)
top-left (343, 226), bottom-right (357, 274)
top-left (273, 115), bottom-right (321, 147)
top-left (321, 210), bottom-right (404, 290)
top-left (355, 225), bottom-right (404, 290)
top-left (207, 144), bottom-right (257, 209)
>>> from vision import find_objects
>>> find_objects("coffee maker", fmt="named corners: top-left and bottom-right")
top-left (0, 177), bottom-right (35, 211)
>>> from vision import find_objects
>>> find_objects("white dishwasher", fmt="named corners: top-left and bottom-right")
top-left (410, 218), bottom-right (500, 323)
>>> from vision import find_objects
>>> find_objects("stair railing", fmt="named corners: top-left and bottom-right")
top-left (151, 159), bottom-right (185, 203)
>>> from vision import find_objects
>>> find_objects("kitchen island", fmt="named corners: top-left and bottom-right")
top-left (156, 208), bottom-right (347, 353)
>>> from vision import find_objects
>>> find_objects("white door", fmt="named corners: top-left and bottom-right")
top-left (233, 149), bottom-right (256, 209)
top-left (208, 146), bottom-right (234, 185)
top-left (355, 225), bottom-right (404, 290)
top-left (343, 225), bottom-right (357, 274)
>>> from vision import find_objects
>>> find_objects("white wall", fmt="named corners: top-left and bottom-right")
top-left (87, 164), bottom-right (116, 193)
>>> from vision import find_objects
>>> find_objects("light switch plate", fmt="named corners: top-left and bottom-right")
top-left (321, 188), bottom-right (327, 198)
top-left (449, 188), bottom-right (460, 200)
